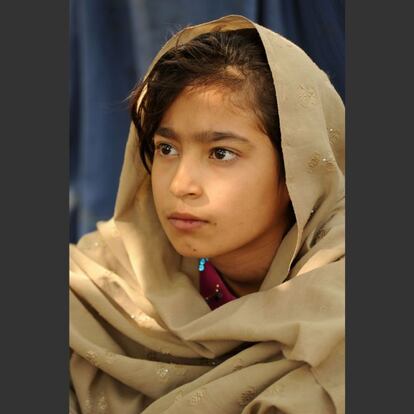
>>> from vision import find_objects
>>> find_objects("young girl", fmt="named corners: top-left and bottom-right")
top-left (70, 15), bottom-right (344, 414)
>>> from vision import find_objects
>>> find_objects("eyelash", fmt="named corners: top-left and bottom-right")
top-left (154, 143), bottom-right (238, 162)
top-left (155, 143), bottom-right (178, 157)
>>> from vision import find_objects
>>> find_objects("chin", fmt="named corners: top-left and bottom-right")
top-left (172, 244), bottom-right (205, 258)
top-left (168, 239), bottom-right (211, 258)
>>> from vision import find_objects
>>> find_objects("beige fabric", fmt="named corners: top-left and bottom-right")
top-left (69, 15), bottom-right (345, 414)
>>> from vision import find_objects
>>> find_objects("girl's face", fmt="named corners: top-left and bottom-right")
top-left (151, 86), bottom-right (291, 262)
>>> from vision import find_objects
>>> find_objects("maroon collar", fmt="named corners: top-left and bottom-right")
top-left (199, 261), bottom-right (237, 310)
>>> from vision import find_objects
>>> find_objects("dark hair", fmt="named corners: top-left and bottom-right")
top-left (129, 28), bottom-right (282, 174)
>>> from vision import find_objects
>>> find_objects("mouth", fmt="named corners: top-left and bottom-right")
top-left (167, 212), bottom-right (208, 231)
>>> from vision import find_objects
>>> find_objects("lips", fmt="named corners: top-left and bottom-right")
top-left (167, 212), bottom-right (208, 231)
top-left (168, 212), bottom-right (206, 221)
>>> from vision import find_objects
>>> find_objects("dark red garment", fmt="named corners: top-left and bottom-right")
top-left (199, 261), bottom-right (237, 310)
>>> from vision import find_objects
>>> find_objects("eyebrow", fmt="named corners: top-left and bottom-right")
top-left (155, 126), bottom-right (253, 146)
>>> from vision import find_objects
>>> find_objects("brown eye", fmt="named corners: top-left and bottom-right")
top-left (160, 144), bottom-right (172, 155)
top-left (214, 148), bottom-right (226, 159)
top-left (210, 148), bottom-right (237, 161)
top-left (155, 143), bottom-right (178, 157)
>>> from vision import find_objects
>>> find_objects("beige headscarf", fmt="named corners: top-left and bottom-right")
top-left (69, 15), bottom-right (345, 414)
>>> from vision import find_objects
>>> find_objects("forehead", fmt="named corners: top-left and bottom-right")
top-left (159, 86), bottom-right (263, 135)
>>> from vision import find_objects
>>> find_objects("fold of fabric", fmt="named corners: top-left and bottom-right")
top-left (70, 14), bottom-right (345, 414)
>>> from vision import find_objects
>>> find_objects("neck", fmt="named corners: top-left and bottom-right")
top-left (210, 219), bottom-right (292, 297)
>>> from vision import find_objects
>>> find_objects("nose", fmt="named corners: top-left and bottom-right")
top-left (169, 155), bottom-right (203, 199)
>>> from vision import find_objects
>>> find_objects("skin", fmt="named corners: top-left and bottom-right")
top-left (151, 85), bottom-right (292, 297)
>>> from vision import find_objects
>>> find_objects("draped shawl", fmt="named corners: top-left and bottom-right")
top-left (70, 15), bottom-right (345, 414)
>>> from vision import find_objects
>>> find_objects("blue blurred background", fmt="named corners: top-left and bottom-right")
top-left (70, 0), bottom-right (344, 243)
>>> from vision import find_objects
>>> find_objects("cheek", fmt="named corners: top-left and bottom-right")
top-left (151, 166), bottom-right (168, 209)
top-left (211, 162), bottom-right (283, 229)
top-left (212, 173), bottom-right (277, 223)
